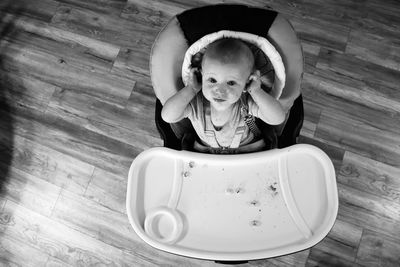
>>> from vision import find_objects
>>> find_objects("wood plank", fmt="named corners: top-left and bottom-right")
top-left (302, 74), bottom-right (400, 168)
top-left (348, 0), bottom-right (400, 72)
top-left (4, 29), bottom-right (116, 74)
top-left (337, 183), bottom-right (400, 238)
top-left (0, 198), bottom-right (6, 212)
top-left (0, 231), bottom-right (51, 267)
top-left (0, 163), bottom-right (61, 217)
top-left (290, 16), bottom-right (350, 52)
top-left (356, 229), bottom-right (400, 267)
top-left (127, 82), bottom-right (157, 107)
top-left (1, 14), bottom-right (121, 67)
top-left (50, 4), bottom-right (157, 83)
top-left (51, 189), bottom-right (141, 254)
top-left (262, 250), bottom-right (310, 266)
top-left (304, 71), bottom-right (400, 117)
top-left (11, 136), bottom-right (93, 195)
top-left (56, 0), bottom-right (127, 15)
top-left (315, 49), bottom-right (400, 112)
top-left (116, 2), bottom-right (184, 84)
top-left (259, 0), bottom-right (368, 28)
top-left (84, 167), bottom-right (126, 214)
top-left (302, 74), bottom-right (400, 133)
top-left (44, 257), bottom-right (74, 267)
top-left (0, 38), bottom-right (133, 107)
top-left (155, 0), bottom-right (206, 11)
top-left (299, 120), bottom-right (316, 139)
top-left (346, 30), bottom-right (400, 72)
top-left (0, 128), bottom-right (95, 195)
top-left (307, 249), bottom-right (362, 267)
top-left (247, 260), bottom-right (281, 267)
top-left (110, 48), bottom-right (151, 84)
top-left (0, 107), bottom-right (140, 177)
top-left (0, 200), bottom-right (156, 266)
top-left (302, 41), bottom-right (321, 72)
top-left (45, 103), bottom-right (162, 153)
top-left (0, 0), bottom-right (59, 22)
top-left (121, 0), bottom-right (176, 28)
top-left (51, 4), bottom-right (157, 48)
top-left (299, 98), bottom-right (321, 138)
top-left (315, 109), bottom-right (400, 168)
top-left (339, 151), bottom-right (400, 204)
top-left (125, 0), bottom-right (185, 16)
top-left (0, 70), bottom-right (56, 112)
top-left (246, 249), bottom-right (309, 266)
top-left (47, 87), bottom-right (162, 147)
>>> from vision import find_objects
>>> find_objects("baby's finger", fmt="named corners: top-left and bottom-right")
top-left (191, 67), bottom-right (201, 75)
top-left (189, 68), bottom-right (202, 92)
top-left (249, 70), bottom-right (259, 80)
top-left (252, 70), bottom-right (261, 78)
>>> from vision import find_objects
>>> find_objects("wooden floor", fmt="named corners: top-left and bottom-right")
top-left (0, 0), bottom-right (399, 266)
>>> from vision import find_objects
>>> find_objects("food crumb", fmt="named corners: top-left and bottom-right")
top-left (250, 200), bottom-right (260, 206)
top-left (268, 183), bottom-right (278, 196)
top-left (250, 220), bottom-right (261, 227)
top-left (182, 171), bottom-right (190, 178)
top-left (225, 188), bottom-right (234, 195)
top-left (235, 187), bottom-right (244, 194)
top-left (189, 161), bottom-right (195, 168)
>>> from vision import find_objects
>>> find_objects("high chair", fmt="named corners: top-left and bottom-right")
top-left (151, 4), bottom-right (304, 152)
top-left (127, 4), bottom-right (338, 264)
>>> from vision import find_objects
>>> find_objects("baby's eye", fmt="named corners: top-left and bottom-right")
top-left (227, 81), bottom-right (236, 86)
top-left (208, 78), bottom-right (217, 84)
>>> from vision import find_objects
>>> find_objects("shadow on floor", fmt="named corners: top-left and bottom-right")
top-left (0, 2), bottom-right (19, 201)
top-left (0, 3), bottom-right (28, 258)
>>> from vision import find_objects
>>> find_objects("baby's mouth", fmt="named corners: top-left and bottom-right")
top-left (213, 98), bottom-right (226, 103)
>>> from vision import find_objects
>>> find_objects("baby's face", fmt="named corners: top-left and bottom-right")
top-left (201, 57), bottom-right (251, 110)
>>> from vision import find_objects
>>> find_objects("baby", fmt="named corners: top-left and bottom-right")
top-left (161, 38), bottom-right (285, 153)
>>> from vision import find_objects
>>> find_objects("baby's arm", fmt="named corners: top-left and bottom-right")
top-left (246, 70), bottom-right (285, 125)
top-left (161, 69), bottom-right (201, 123)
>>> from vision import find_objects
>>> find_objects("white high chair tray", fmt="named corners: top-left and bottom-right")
top-left (126, 144), bottom-right (338, 261)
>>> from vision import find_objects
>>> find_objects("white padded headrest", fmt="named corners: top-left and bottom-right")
top-left (181, 30), bottom-right (286, 99)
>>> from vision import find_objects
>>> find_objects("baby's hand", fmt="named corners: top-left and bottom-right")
top-left (245, 70), bottom-right (262, 94)
top-left (189, 68), bottom-right (202, 93)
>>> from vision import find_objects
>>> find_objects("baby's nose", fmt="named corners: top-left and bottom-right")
top-left (215, 85), bottom-right (228, 96)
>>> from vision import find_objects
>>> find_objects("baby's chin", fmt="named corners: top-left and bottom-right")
top-left (209, 99), bottom-right (237, 111)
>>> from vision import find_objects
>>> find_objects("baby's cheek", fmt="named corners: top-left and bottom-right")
top-left (202, 87), bottom-right (213, 100)
top-left (231, 88), bottom-right (243, 99)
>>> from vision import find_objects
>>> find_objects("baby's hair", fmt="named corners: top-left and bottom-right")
top-left (203, 38), bottom-right (255, 71)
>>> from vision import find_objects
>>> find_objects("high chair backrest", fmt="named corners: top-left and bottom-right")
top-left (150, 4), bottom-right (303, 114)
